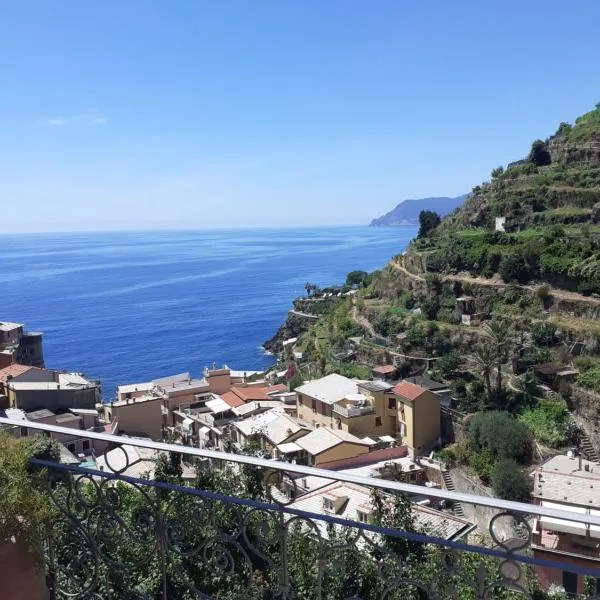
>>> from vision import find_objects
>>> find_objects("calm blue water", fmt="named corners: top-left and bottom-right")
top-left (0, 227), bottom-right (415, 398)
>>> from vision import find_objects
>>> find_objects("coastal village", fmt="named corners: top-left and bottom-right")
top-left (5, 105), bottom-right (600, 597)
top-left (1, 308), bottom-right (599, 596)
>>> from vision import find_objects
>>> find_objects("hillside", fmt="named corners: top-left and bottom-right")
top-left (370, 195), bottom-right (467, 226)
top-left (267, 103), bottom-right (600, 457)
top-left (408, 104), bottom-right (600, 295)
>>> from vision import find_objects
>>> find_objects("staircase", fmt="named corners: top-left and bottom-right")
top-left (441, 470), bottom-right (465, 518)
top-left (580, 432), bottom-right (600, 463)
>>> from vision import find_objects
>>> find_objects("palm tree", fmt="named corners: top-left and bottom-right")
top-left (482, 319), bottom-right (514, 394)
top-left (468, 342), bottom-right (497, 403)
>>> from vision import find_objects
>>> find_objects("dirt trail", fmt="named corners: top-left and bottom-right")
top-left (389, 260), bottom-right (600, 306)
top-left (350, 297), bottom-right (376, 337)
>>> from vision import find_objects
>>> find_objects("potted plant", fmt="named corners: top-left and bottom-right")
top-left (0, 432), bottom-right (60, 600)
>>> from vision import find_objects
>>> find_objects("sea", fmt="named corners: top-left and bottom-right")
top-left (1, 227), bottom-right (416, 399)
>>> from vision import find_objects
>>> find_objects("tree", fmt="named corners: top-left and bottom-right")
top-left (154, 451), bottom-right (183, 486)
top-left (528, 139), bottom-right (551, 166)
top-left (467, 411), bottom-right (534, 465)
top-left (418, 210), bottom-right (441, 238)
top-left (491, 166), bottom-right (504, 179)
top-left (482, 319), bottom-right (514, 396)
top-left (468, 343), bottom-right (496, 403)
top-left (346, 270), bottom-right (370, 288)
top-left (491, 459), bottom-right (531, 501)
top-left (288, 372), bottom-right (304, 391)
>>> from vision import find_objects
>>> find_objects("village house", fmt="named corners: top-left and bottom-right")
top-left (2, 365), bottom-right (100, 413)
top-left (104, 393), bottom-right (164, 441)
top-left (278, 427), bottom-right (371, 466)
top-left (531, 453), bottom-right (600, 596)
top-left (232, 409), bottom-right (312, 454)
top-left (392, 380), bottom-right (441, 454)
top-left (0, 321), bottom-right (44, 368)
top-left (286, 480), bottom-right (473, 541)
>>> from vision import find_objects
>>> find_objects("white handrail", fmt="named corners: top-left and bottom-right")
top-left (2, 415), bottom-right (599, 527)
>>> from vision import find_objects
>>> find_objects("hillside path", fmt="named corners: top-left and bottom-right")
top-left (350, 297), bottom-right (377, 337)
top-left (389, 260), bottom-right (600, 306)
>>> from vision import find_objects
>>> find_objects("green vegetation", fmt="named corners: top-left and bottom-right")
top-left (520, 400), bottom-right (578, 448)
top-left (346, 270), bottom-right (372, 288)
top-left (0, 433), bottom-right (60, 563)
top-left (490, 459), bottom-right (531, 501)
top-left (462, 411), bottom-right (533, 483)
top-left (575, 356), bottom-right (600, 393)
top-left (417, 209), bottom-right (441, 238)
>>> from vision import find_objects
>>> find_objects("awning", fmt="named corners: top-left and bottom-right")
top-left (277, 442), bottom-right (302, 454)
top-left (206, 398), bottom-right (231, 414)
top-left (379, 435), bottom-right (395, 443)
top-left (182, 418), bottom-right (194, 429)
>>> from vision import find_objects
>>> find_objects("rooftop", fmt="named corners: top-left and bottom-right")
top-left (0, 322), bottom-right (23, 332)
top-left (358, 380), bottom-right (394, 393)
top-left (287, 481), bottom-right (472, 541)
top-left (372, 364), bottom-right (396, 375)
top-left (235, 410), bottom-right (310, 445)
top-left (27, 408), bottom-right (56, 420)
top-left (296, 374), bottom-right (359, 406)
top-left (294, 427), bottom-right (370, 456)
top-left (117, 381), bottom-right (154, 396)
top-left (0, 363), bottom-right (34, 384)
top-left (404, 376), bottom-right (448, 392)
top-left (316, 445), bottom-right (409, 471)
top-left (392, 380), bottom-right (428, 402)
top-left (111, 393), bottom-right (164, 407)
top-left (533, 454), bottom-right (600, 507)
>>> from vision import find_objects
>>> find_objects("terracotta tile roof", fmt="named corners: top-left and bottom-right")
top-left (220, 391), bottom-right (245, 408)
top-left (372, 364), bottom-right (396, 374)
top-left (392, 380), bottom-right (427, 401)
top-left (230, 386), bottom-right (271, 403)
top-left (0, 364), bottom-right (34, 384)
top-left (266, 384), bottom-right (287, 394)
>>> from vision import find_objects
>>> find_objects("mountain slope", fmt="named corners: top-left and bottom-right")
top-left (406, 104), bottom-right (600, 295)
top-left (370, 195), bottom-right (467, 226)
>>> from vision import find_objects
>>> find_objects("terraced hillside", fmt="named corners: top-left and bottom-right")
top-left (406, 104), bottom-right (600, 295)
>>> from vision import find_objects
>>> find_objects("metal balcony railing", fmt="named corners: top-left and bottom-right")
top-left (332, 402), bottom-right (376, 418)
top-left (1, 416), bottom-right (600, 600)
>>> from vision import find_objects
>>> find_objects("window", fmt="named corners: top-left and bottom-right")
top-left (562, 571), bottom-right (577, 595)
top-left (67, 443), bottom-right (76, 453)
top-left (311, 398), bottom-right (317, 411)
top-left (375, 416), bottom-right (382, 427)
top-left (388, 398), bottom-right (396, 409)
top-left (357, 510), bottom-right (370, 523)
top-left (320, 401), bottom-right (328, 416)
top-left (82, 440), bottom-right (90, 452)
top-left (20, 426), bottom-right (28, 437)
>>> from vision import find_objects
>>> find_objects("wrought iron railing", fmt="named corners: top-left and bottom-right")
top-left (1, 416), bottom-right (600, 599)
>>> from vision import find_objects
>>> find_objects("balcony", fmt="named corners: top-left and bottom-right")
top-left (2, 415), bottom-right (600, 600)
top-left (332, 403), bottom-right (375, 418)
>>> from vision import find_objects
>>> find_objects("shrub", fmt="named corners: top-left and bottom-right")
top-left (467, 411), bottom-right (534, 465)
top-left (491, 459), bottom-right (531, 501)
top-left (532, 322), bottom-right (557, 347)
top-left (529, 139), bottom-right (551, 166)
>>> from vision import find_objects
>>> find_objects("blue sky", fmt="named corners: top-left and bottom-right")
top-left (1, 1), bottom-right (599, 232)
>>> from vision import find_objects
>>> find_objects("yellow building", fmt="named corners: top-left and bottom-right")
top-left (296, 374), bottom-right (397, 438)
top-left (290, 427), bottom-right (371, 466)
top-left (392, 380), bottom-right (440, 454)
top-left (104, 394), bottom-right (164, 441)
